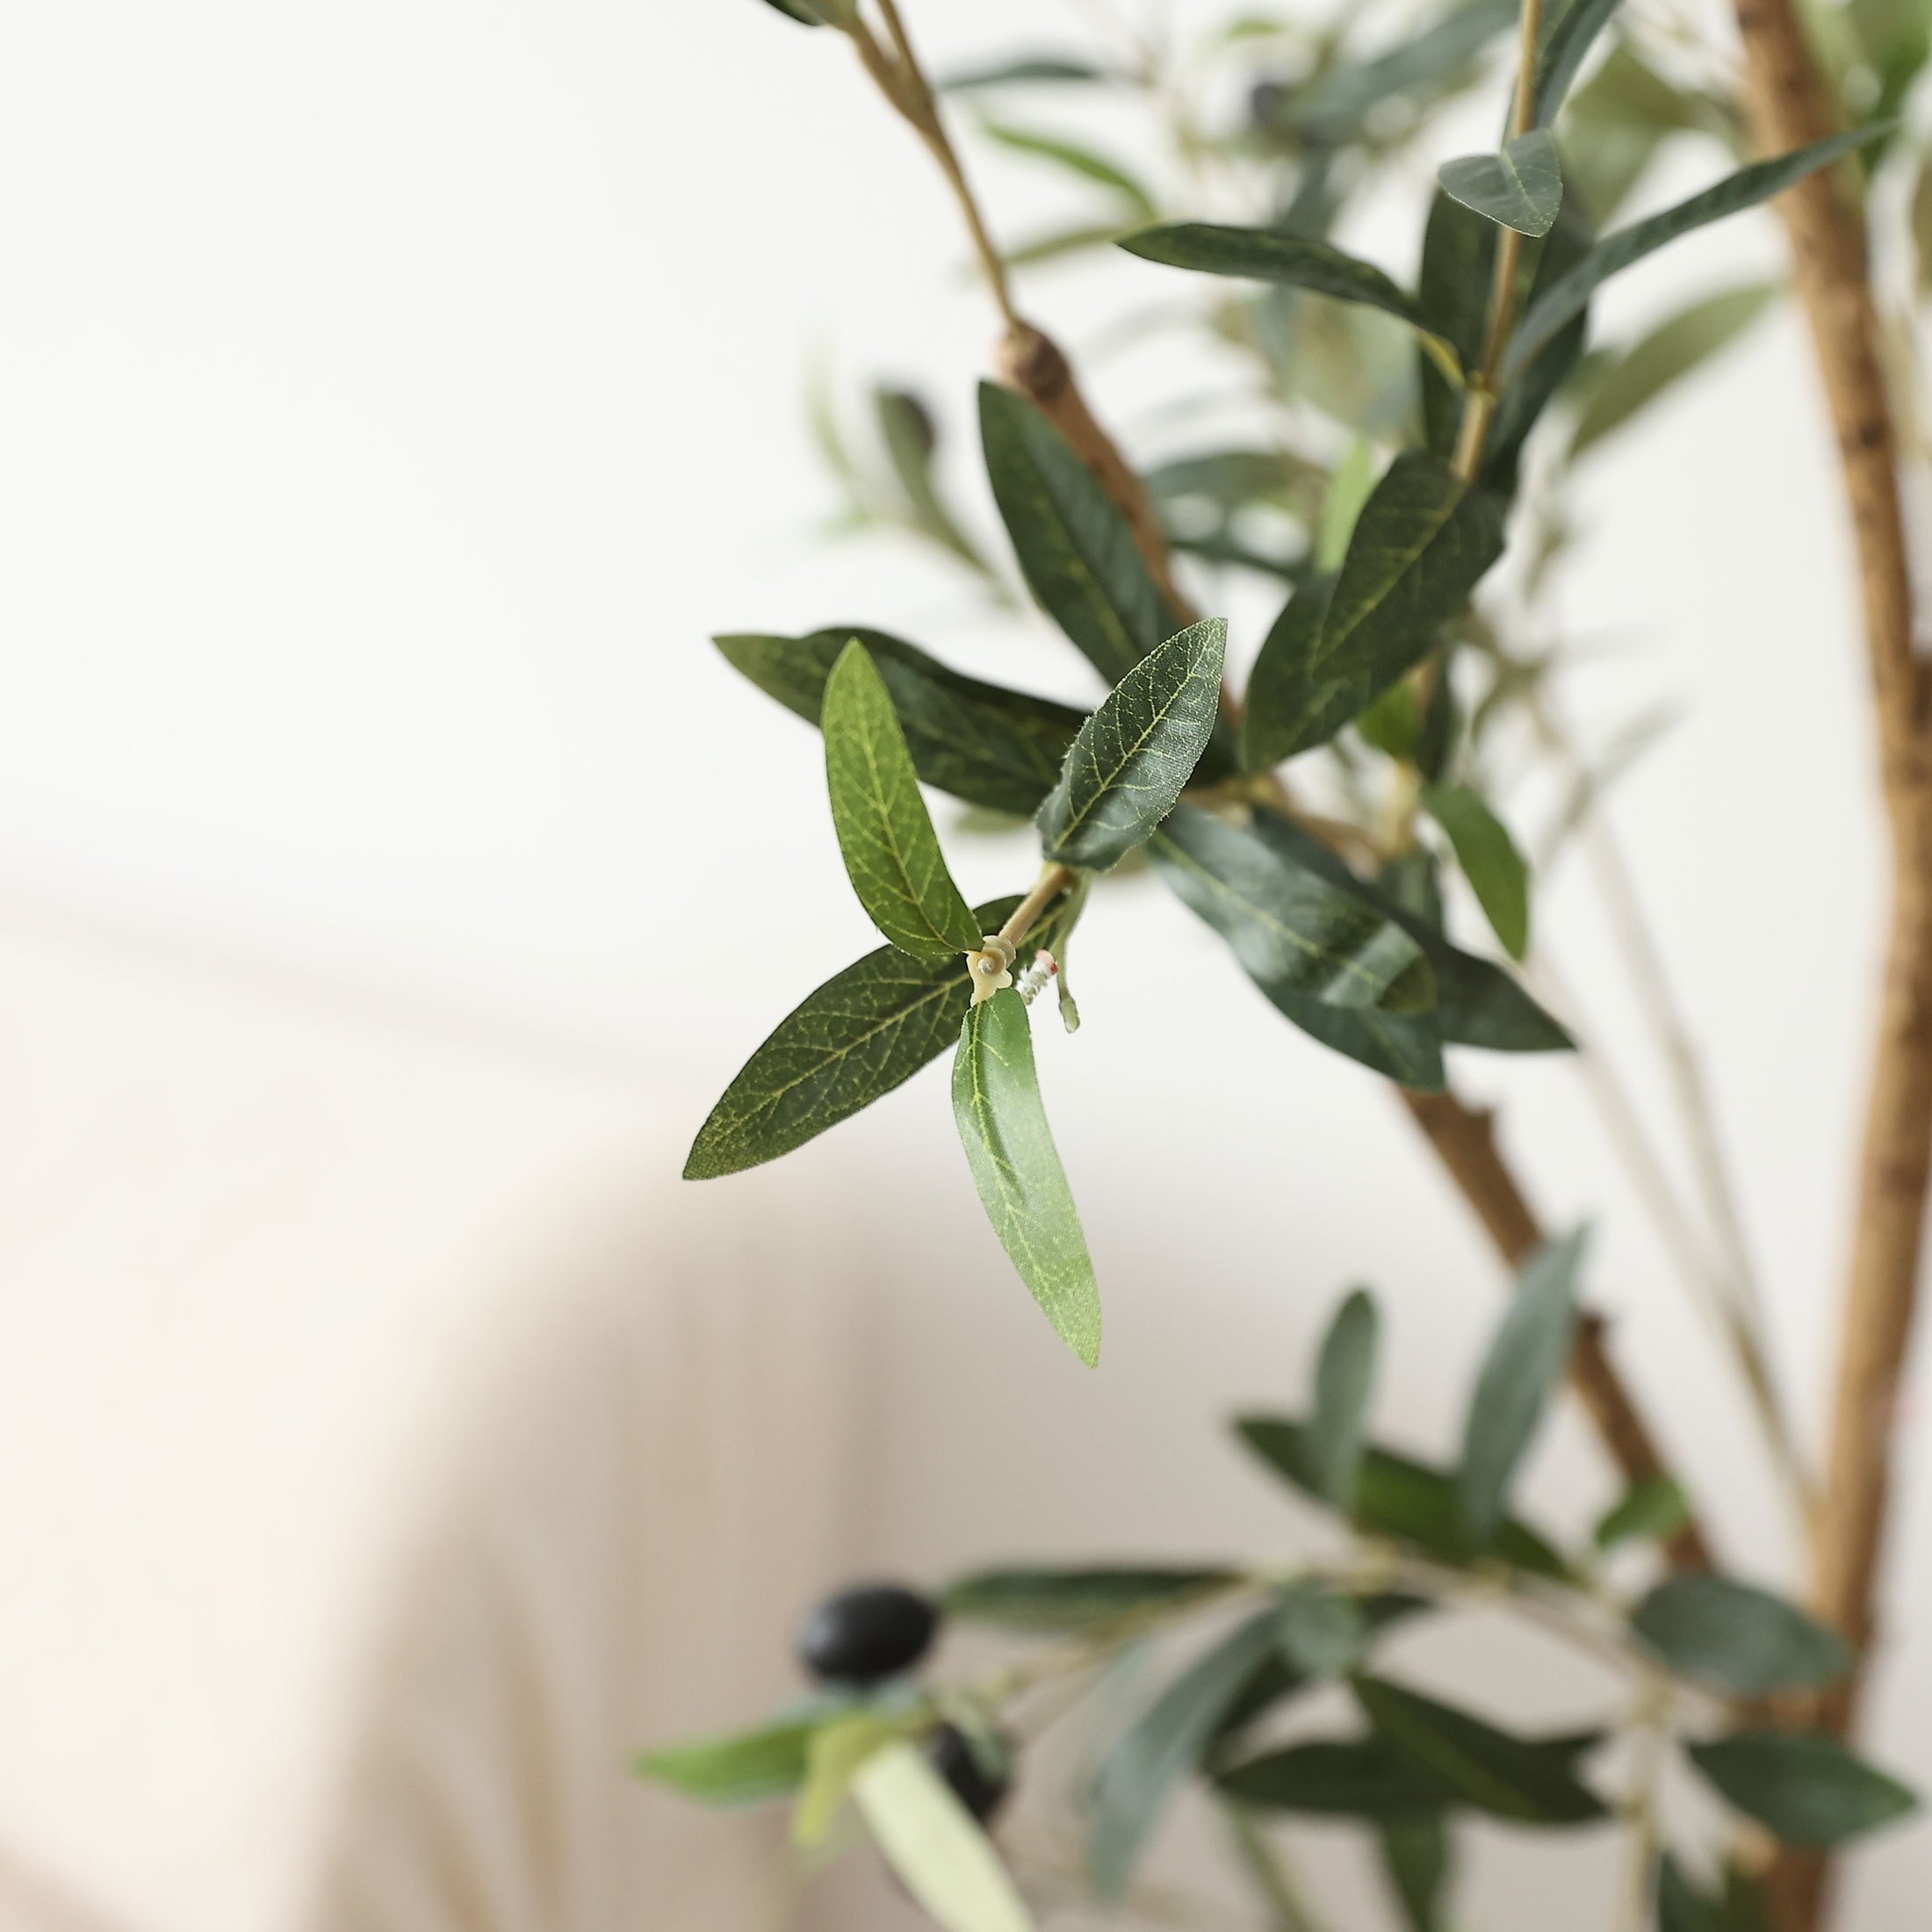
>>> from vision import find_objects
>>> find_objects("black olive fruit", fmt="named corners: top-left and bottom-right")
top-left (795, 1582), bottom-right (939, 1685)
top-left (927, 1722), bottom-right (1012, 1824)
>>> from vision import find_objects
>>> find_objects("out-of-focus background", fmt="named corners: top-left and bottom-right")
top-left (0, 1), bottom-right (1925, 1928)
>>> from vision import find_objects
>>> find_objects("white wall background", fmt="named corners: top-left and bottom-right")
top-left (0, 0), bottom-right (1925, 1923)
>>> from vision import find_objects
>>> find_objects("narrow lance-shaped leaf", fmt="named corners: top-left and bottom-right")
top-left (1353, 1676), bottom-right (1609, 1825)
top-left (953, 988), bottom-right (1101, 1366)
top-left (1424, 782), bottom-right (1532, 960)
top-left (1218, 1737), bottom-right (1459, 1817)
top-left (941, 1567), bottom-right (1238, 1632)
top-left (1246, 457), bottom-right (1507, 762)
top-left (1569, 283), bottom-right (1777, 456)
top-left (824, 642), bottom-right (981, 957)
top-left (853, 1742), bottom-right (1037, 1932)
top-left (939, 55), bottom-right (1110, 90)
top-left (980, 382), bottom-right (1179, 685)
top-left (1091, 1607), bottom-right (1285, 1897)
top-left (978, 121), bottom-right (1157, 220)
top-left (715, 628), bottom-right (1085, 817)
top-left (1656, 1854), bottom-right (1728, 1932)
top-left (1288, 0), bottom-right (1518, 142)
top-left (1439, 129), bottom-right (1564, 236)
top-left (1274, 1583), bottom-right (1367, 1681)
top-left (1038, 618), bottom-right (1226, 869)
top-left (875, 387), bottom-right (995, 575)
top-left (1235, 1417), bottom-right (1573, 1581)
top-left (684, 893), bottom-right (1031, 1181)
top-left (1503, 124), bottom-right (1891, 379)
top-left (1685, 1731), bottom-right (1917, 1847)
top-left (1630, 1575), bottom-right (1851, 1696)
top-left (633, 1717), bottom-right (818, 1806)
top-left (794, 1712), bottom-right (908, 1845)
top-left (1309, 1288), bottom-right (1379, 1508)
top-left (1381, 1813), bottom-right (1454, 1932)
top-left (1150, 805), bottom-right (1434, 1014)
top-left (1119, 223), bottom-right (1432, 333)
top-left (1594, 1474), bottom-right (1690, 1550)
top-left (1532, 0), bottom-right (1624, 127)
top-left (1458, 1229), bottom-right (1588, 1546)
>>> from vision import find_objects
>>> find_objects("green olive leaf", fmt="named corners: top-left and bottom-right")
top-left (824, 641), bottom-right (982, 957)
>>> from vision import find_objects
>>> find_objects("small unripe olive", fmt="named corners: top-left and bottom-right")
top-left (795, 1582), bottom-right (938, 1685)
top-left (927, 1722), bottom-right (1012, 1824)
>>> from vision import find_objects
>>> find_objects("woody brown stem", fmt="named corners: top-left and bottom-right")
top-left (1723, 0), bottom-right (1931, 1925)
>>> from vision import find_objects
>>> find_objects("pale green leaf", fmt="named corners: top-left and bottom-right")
top-left (794, 1712), bottom-right (909, 1845)
top-left (633, 1718), bottom-right (816, 1806)
top-left (1593, 1474), bottom-right (1690, 1550)
top-left (1275, 1583), bottom-right (1366, 1681)
top-left (1503, 124), bottom-right (1890, 379)
top-left (940, 54), bottom-right (1109, 90)
top-left (1092, 1608), bottom-right (1284, 1895)
top-left (825, 642), bottom-right (981, 957)
top-left (980, 382), bottom-right (1179, 684)
top-left (854, 1742), bottom-right (1036, 1932)
top-left (1569, 284), bottom-right (1776, 455)
top-left (953, 989), bottom-right (1101, 1366)
top-left (1288, 0), bottom-right (1518, 141)
top-left (1439, 129), bottom-right (1564, 236)
top-left (1315, 438), bottom-right (1379, 574)
top-left (978, 120), bottom-right (1156, 220)
top-left (1458, 1229), bottom-right (1587, 1546)
top-left (1038, 619), bottom-right (1227, 869)
top-left (1424, 782), bottom-right (1531, 960)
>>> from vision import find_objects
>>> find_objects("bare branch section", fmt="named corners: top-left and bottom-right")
top-left (1725, 0), bottom-right (1932, 1922)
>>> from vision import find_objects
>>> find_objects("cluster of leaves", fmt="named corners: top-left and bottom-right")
top-left (639, 1253), bottom-right (1914, 1930)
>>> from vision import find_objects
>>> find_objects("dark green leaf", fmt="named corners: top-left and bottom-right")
top-left (1275, 1583), bottom-right (1367, 1681)
top-left (1092, 1609), bottom-right (1284, 1896)
top-left (1417, 191), bottom-right (1497, 457)
top-left (1593, 1474), bottom-right (1691, 1550)
top-left (635, 1718), bottom-right (817, 1805)
top-left (1288, 0), bottom-right (1518, 141)
top-left (1503, 124), bottom-right (1890, 379)
top-left (757, 0), bottom-right (826, 22)
top-left (940, 54), bottom-right (1109, 90)
top-left (940, 1567), bottom-right (1237, 1632)
top-left (1353, 1676), bottom-right (1609, 1825)
top-left (1532, 0), bottom-right (1624, 126)
top-left (1150, 805), bottom-right (1435, 1014)
top-left (1254, 814), bottom-right (1573, 1058)
top-left (980, 382), bottom-right (1180, 684)
top-left (1217, 1737), bottom-right (1459, 1817)
top-left (953, 988), bottom-right (1101, 1366)
top-left (1309, 1288), bottom-right (1380, 1508)
top-left (1149, 448), bottom-right (1322, 515)
top-left (716, 628), bottom-right (1085, 817)
top-left (1458, 1229), bottom-right (1587, 1546)
top-left (1120, 223), bottom-right (1430, 332)
top-left (979, 121), bottom-right (1156, 220)
top-left (1249, 457), bottom-right (1507, 761)
top-left (1424, 783), bottom-right (1531, 959)
top-left (1685, 1731), bottom-right (1917, 1847)
top-left (1570, 284), bottom-right (1777, 455)
top-left (685, 894), bottom-right (1027, 1179)
top-left (1631, 1575), bottom-right (1851, 1696)
top-left (1381, 1813), bottom-right (1454, 1932)
top-left (1658, 1853), bottom-right (1725, 1932)
top-left (824, 643), bottom-right (982, 957)
top-left (1235, 1418), bottom-right (1571, 1580)
top-left (1440, 130), bottom-right (1564, 236)
top-left (1038, 619), bottom-right (1227, 869)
